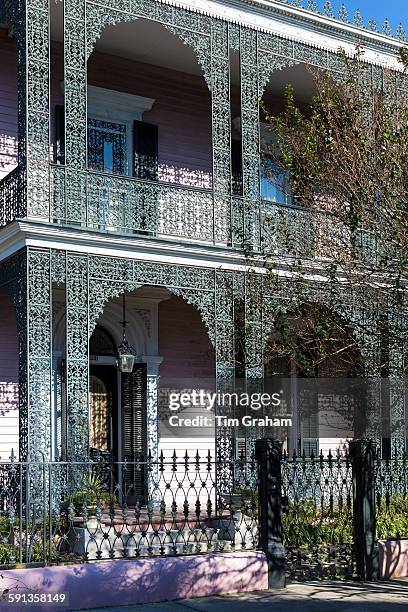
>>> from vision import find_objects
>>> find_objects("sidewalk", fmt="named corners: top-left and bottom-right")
top-left (72, 580), bottom-right (408, 611)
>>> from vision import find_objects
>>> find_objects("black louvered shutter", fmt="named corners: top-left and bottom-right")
top-left (231, 139), bottom-right (243, 196)
top-left (55, 105), bottom-right (65, 165)
top-left (133, 121), bottom-right (158, 180)
top-left (121, 364), bottom-right (147, 501)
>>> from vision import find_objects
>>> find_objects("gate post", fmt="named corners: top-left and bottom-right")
top-left (349, 439), bottom-right (379, 581)
top-left (255, 438), bottom-right (285, 589)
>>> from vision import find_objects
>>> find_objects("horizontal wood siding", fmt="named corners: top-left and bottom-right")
top-left (0, 291), bottom-right (19, 459)
top-left (0, 32), bottom-right (17, 181)
top-left (158, 295), bottom-right (215, 458)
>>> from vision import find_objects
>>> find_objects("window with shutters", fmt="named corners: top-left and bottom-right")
top-left (121, 364), bottom-right (148, 502)
top-left (54, 87), bottom-right (156, 178)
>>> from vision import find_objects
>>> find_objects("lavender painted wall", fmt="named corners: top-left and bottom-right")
top-left (158, 295), bottom-right (214, 381)
top-left (0, 290), bottom-right (19, 459)
top-left (158, 295), bottom-right (215, 457)
top-left (0, 31), bottom-right (17, 181)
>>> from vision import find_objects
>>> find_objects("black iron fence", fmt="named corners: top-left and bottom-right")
top-left (0, 442), bottom-right (406, 584)
top-left (0, 452), bottom-right (258, 567)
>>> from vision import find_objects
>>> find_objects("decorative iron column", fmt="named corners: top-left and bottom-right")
top-left (244, 272), bottom-right (265, 458)
top-left (65, 253), bottom-right (89, 460)
top-left (389, 341), bottom-right (406, 456)
top-left (349, 439), bottom-right (379, 581)
top-left (255, 438), bottom-right (285, 589)
top-left (240, 28), bottom-right (261, 251)
top-left (11, 0), bottom-right (51, 220)
top-left (211, 20), bottom-right (232, 244)
top-left (0, 249), bottom-right (54, 460)
top-left (214, 270), bottom-right (236, 486)
top-left (63, 0), bottom-right (88, 223)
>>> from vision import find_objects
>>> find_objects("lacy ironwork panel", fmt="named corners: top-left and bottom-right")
top-left (66, 253), bottom-right (89, 460)
top-left (50, 166), bottom-right (223, 243)
top-left (27, 248), bottom-right (52, 460)
top-left (86, 1), bottom-right (212, 85)
top-left (0, 167), bottom-right (25, 228)
top-left (240, 28), bottom-right (260, 250)
top-left (86, 255), bottom-right (216, 344)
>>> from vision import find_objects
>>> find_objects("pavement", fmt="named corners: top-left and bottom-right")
top-left (72, 580), bottom-right (408, 611)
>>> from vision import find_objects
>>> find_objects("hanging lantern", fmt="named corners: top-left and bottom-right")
top-left (117, 294), bottom-right (137, 373)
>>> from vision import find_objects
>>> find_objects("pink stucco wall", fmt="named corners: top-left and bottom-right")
top-left (0, 552), bottom-right (267, 611)
top-left (0, 290), bottom-right (19, 459)
top-left (379, 539), bottom-right (408, 579)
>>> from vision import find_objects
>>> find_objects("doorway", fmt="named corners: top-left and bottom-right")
top-left (89, 364), bottom-right (118, 460)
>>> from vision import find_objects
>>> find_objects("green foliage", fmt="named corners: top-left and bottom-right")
top-left (377, 494), bottom-right (408, 539)
top-left (63, 472), bottom-right (110, 515)
top-left (283, 500), bottom-right (353, 547)
top-left (283, 495), bottom-right (408, 548)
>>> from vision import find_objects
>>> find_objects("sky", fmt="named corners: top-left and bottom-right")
top-left (315, 1), bottom-right (408, 35)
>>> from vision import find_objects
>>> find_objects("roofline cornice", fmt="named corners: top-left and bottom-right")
top-left (167, 0), bottom-right (405, 69)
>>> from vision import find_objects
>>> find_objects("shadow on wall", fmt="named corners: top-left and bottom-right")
top-left (0, 382), bottom-right (18, 417)
top-left (0, 552), bottom-right (267, 611)
top-left (0, 133), bottom-right (17, 179)
top-left (379, 539), bottom-right (408, 579)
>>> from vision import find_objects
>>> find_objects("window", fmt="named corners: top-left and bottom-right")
top-left (88, 118), bottom-right (127, 175)
top-left (87, 86), bottom-right (156, 178)
top-left (260, 155), bottom-right (293, 205)
top-left (260, 124), bottom-right (293, 206)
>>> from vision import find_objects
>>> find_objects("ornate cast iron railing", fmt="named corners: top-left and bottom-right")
top-left (0, 453), bottom-right (258, 568)
top-left (50, 166), bottom-right (238, 245)
top-left (0, 167), bottom-right (25, 228)
top-left (374, 452), bottom-right (408, 541)
top-left (281, 449), bottom-right (355, 580)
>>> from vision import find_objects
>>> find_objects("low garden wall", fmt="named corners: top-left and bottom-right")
top-left (379, 539), bottom-right (408, 579)
top-left (0, 551), bottom-right (267, 611)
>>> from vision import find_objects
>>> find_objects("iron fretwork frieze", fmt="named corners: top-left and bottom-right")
top-left (49, 250), bottom-right (236, 459)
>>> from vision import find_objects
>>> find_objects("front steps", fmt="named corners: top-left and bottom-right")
top-left (67, 519), bottom-right (258, 560)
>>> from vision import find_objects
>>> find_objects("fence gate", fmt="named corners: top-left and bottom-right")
top-left (281, 450), bottom-right (355, 581)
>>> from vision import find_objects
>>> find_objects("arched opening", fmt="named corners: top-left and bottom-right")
top-left (265, 302), bottom-right (363, 455)
top-left (87, 19), bottom-right (211, 184)
top-left (260, 63), bottom-right (350, 259)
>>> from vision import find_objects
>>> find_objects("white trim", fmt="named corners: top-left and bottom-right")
top-left (87, 87), bottom-right (155, 121)
top-left (0, 220), bottom-right (334, 281)
top-left (164, 0), bottom-right (404, 70)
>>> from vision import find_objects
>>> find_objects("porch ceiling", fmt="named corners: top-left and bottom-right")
top-left (49, 2), bottom-right (315, 95)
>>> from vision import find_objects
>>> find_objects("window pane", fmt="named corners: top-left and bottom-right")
top-left (88, 118), bottom-right (127, 175)
top-left (260, 156), bottom-right (291, 204)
